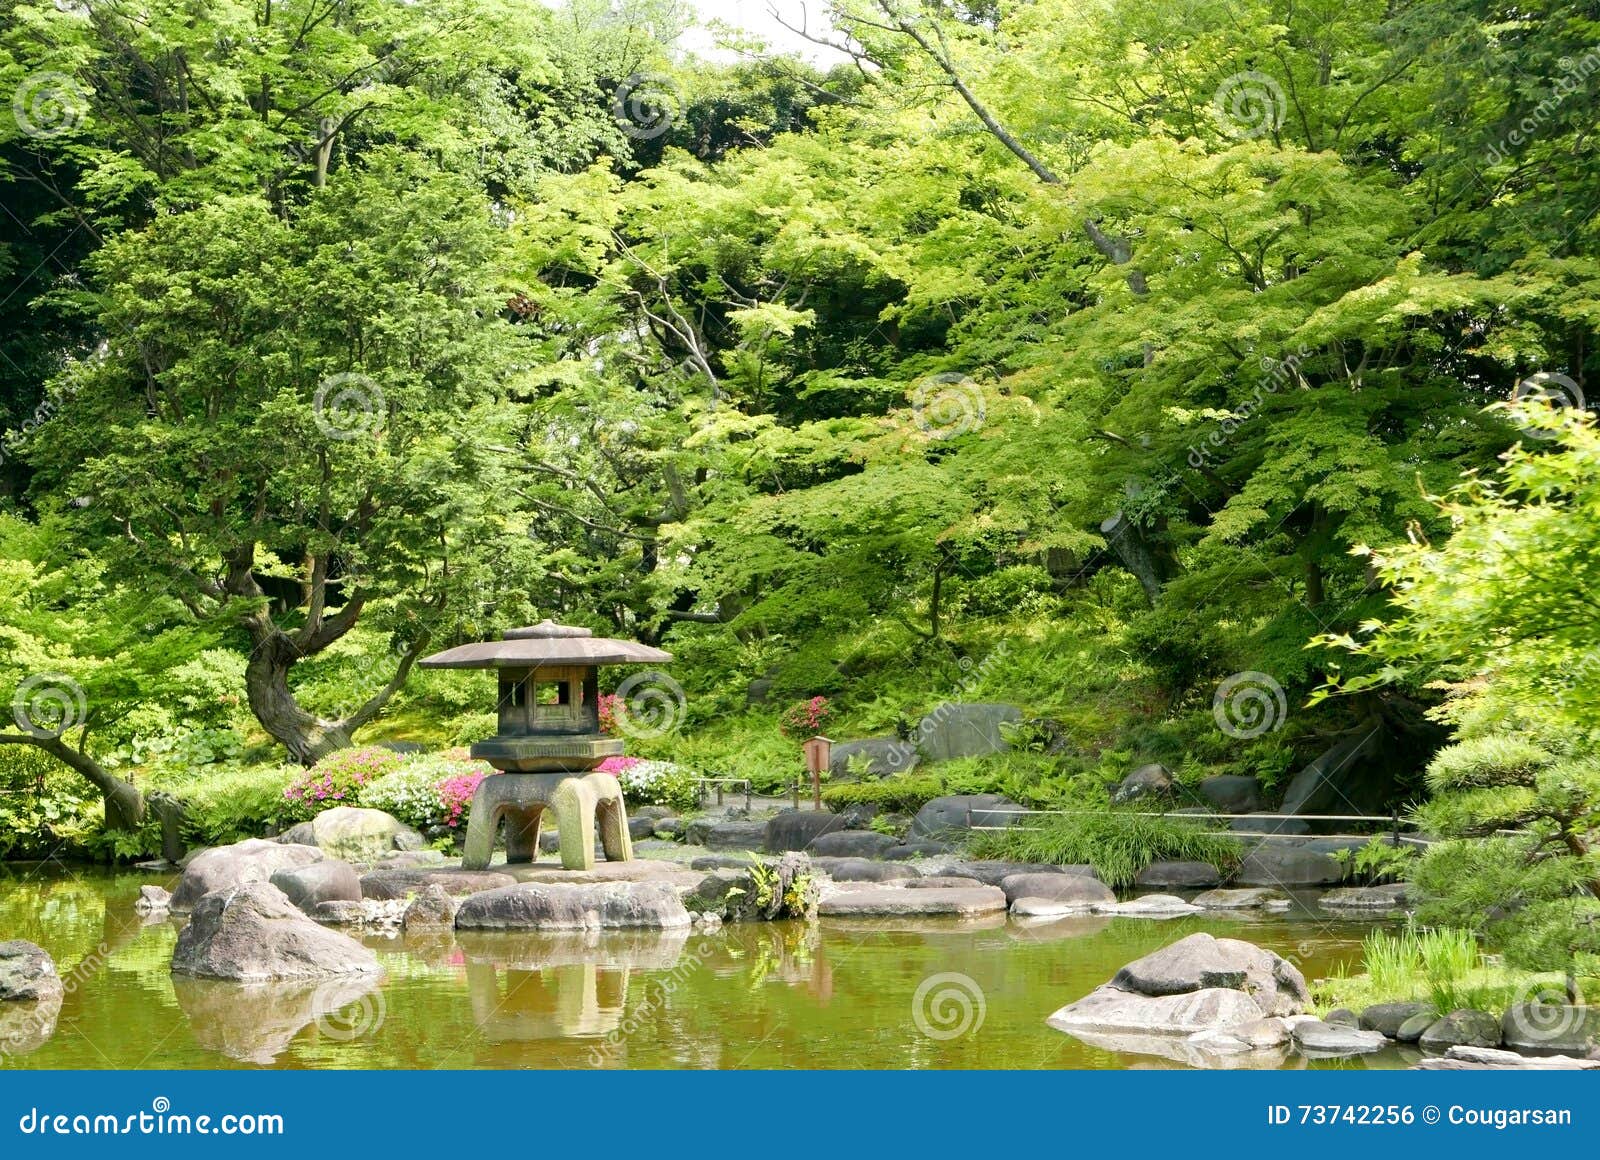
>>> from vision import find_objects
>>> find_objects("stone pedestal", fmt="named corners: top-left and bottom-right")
top-left (463, 772), bottom-right (634, 872)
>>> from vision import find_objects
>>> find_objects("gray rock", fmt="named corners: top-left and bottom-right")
top-left (1109, 932), bottom-right (1309, 1016)
top-left (1412, 1045), bottom-right (1600, 1071)
top-left (698, 820), bottom-right (769, 851)
top-left (1050, 986), bottom-right (1267, 1038)
top-left (628, 817), bottom-right (657, 842)
top-left (906, 876), bottom-right (987, 889)
top-left (1135, 860), bottom-right (1222, 888)
top-left (680, 854), bottom-right (818, 922)
top-left (810, 857), bottom-right (919, 883)
top-left (1502, 1002), bottom-right (1600, 1056)
top-left (764, 810), bottom-right (846, 852)
top-left (1319, 883), bottom-right (1409, 911)
top-left (401, 884), bottom-right (458, 931)
top-left (1198, 775), bottom-right (1262, 814)
top-left (920, 859), bottom-right (1086, 887)
top-left (910, 794), bottom-right (1022, 840)
top-left (1419, 1009), bottom-right (1502, 1052)
top-left (999, 873), bottom-right (1115, 907)
top-left (1112, 894), bottom-right (1203, 917)
top-left (372, 849), bottom-right (448, 869)
top-left (135, 885), bottom-right (172, 914)
top-left (1111, 763), bottom-right (1174, 804)
top-left (829, 737), bottom-right (919, 777)
top-left (1360, 1002), bottom-right (1433, 1037)
top-left (269, 860), bottom-right (363, 912)
top-left (454, 882), bottom-right (691, 931)
top-left (885, 840), bottom-right (950, 860)
top-left (1397, 1011), bottom-right (1436, 1042)
top-left (1325, 1008), bottom-right (1359, 1027)
top-left (171, 839), bottom-right (326, 913)
top-left (1229, 814), bottom-right (1310, 835)
top-left (1234, 846), bottom-right (1343, 886)
top-left (652, 818), bottom-right (684, 839)
top-left (0, 941), bottom-right (63, 1003)
top-left (360, 868), bottom-right (517, 900)
top-left (1192, 887), bottom-right (1289, 911)
top-left (1281, 728), bottom-right (1385, 818)
top-left (630, 806), bottom-right (675, 822)
top-left (279, 806), bottom-right (424, 862)
top-left (833, 803), bottom-right (879, 829)
top-left (809, 830), bottom-right (898, 859)
top-left (818, 884), bottom-right (1007, 918)
top-left (1291, 1020), bottom-right (1388, 1056)
top-left (690, 854), bottom-right (762, 871)
top-left (913, 702), bottom-right (1023, 762)
top-left (170, 882), bottom-right (383, 981)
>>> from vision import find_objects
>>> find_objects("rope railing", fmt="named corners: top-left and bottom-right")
top-left (965, 805), bottom-right (1428, 846)
top-left (688, 776), bottom-right (752, 812)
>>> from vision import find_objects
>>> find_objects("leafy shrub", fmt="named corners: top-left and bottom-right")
top-left (1425, 735), bottom-right (1554, 792)
top-left (778, 696), bottom-right (833, 739)
top-left (284, 746), bottom-right (406, 820)
top-left (450, 710), bottom-right (498, 747)
top-left (822, 775), bottom-right (950, 814)
top-left (965, 809), bottom-right (1240, 888)
top-left (1332, 837), bottom-right (1417, 885)
top-left (596, 757), bottom-right (696, 811)
top-left (159, 763), bottom-right (301, 846)
top-left (361, 752), bottom-right (492, 833)
top-left (0, 751), bottom-right (102, 859)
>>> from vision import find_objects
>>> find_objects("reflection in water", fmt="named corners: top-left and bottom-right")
top-left (1006, 915), bottom-right (1113, 942)
top-left (172, 975), bottom-right (385, 1066)
top-left (0, 995), bottom-right (61, 1057)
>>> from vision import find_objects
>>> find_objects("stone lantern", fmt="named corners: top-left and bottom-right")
top-left (420, 620), bottom-right (672, 871)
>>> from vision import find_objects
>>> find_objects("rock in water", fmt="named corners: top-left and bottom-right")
top-left (998, 873), bottom-right (1114, 907)
top-left (1418, 1009), bottom-right (1502, 1052)
top-left (170, 839), bottom-right (325, 913)
top-left (279, 806), bottom-right (425, 863)
top-left (401, 884), bottom-right (458, 931)
top-left (171, 882), bottom-right (384, 982)
top-left (1111, 763), bottom-right (1175, 804)
top-left (0, 941), bottom-right (63, 1003)
top-left (453, 882), bottom-right (691, 931)
top-left (270, 861), bottom-right (363, 912)
top-left (1291, 1020), bottom-right (1389, 1056)
top-left (135, 885), bottom-right (172, 914)
top-left (1109, 933), bottom-right (1309, 1016)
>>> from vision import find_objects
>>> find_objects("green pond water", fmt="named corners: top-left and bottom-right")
top-left (0, 863), bottom-right (1414, 1070)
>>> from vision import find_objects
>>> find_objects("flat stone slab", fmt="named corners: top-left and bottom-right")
top-left (1108, 894), bottom-right (1203, 917)
top-left (1291, 1020), bottom-right (1389, 1056)
top-left (1318, 883), bottom-right (1409, 911)
top-left (359, 868), bottom-right (518, 900)
top-left (817, 885), bottom-right (1007, 918)
top-left (999, 873), bottom-right (1114, 907)
top-left (1135, 861), bottom-right (1223, 888)
top-left (1192, 887), bottom-right (1290, 911)
top-left (454, 882), bottom-right (691, 931)
top-left (503, 860), bottom-right (701, 887)
top-left (1413, 1045), bottom-right (1600, 1070)
top-left (1050, 985), bottom-right (1268, 1037)
top-left (811, 857), bottom-right (920, 882)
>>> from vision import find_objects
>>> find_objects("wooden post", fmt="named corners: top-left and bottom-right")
top-left (803, 736), bottom-right (832, 811)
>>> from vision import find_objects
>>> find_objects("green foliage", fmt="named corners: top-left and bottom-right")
top-left (966, 811), bottom-right (1240, 889)
top-left (283, 747), bottom-right (407, 821)
top-left (153, 765), bottom-right (301, 849)
top-left (1331, 838), bottom-right (1417, 886)
top-left (1351, 927), bottom-right (1485, 1016)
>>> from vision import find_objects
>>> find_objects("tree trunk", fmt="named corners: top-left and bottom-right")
top-left (0, 734), bottom-right (145, 830)
top-left (243, 634), bottom-right (354, 766)
top-left (1100, 511), bottom-right (1179, 605)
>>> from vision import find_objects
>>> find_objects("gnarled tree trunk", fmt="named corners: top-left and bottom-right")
top-left (0, 734), bottom-right (145, 830)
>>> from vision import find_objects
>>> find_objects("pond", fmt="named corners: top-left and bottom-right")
top-left (0, 864), bottom-right (1413, 1070)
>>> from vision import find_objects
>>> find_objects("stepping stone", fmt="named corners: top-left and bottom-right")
top-left (818, 885), bottom-right (1007, 918)
top-left (1192, 887), bottom-right (1289, 911)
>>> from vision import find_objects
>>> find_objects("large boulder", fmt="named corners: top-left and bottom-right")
top-left (829, 738), bottom-right (919, 777)
top-left (170, 882), bottom-right (383, 982)
top-left (764, 810), bottom-right (846, 852)
top-left (913, 703), bottom-right (1023, 762)
top-left (684, 819), bottom-right (767, 851)
top-left (1135, 860), bottom-right (1222, 888)
top-left (999, 873), bottom-right (1114, 908)
top-left (280, 806), bottom-right (424, 863)
top-left (809, 830), bottom-right (898, 859)
top-left (1419, 1009), bottom-right (1502, 1052)
top-left (1360, 1001), bottom-right (1434, 1037)
top-left (401, 884), bottom-right (459, 932)
top-left (1108, 932), bottom-right (1309, 1016)
top-left (1230, 814), bottom-right (1310, 835)
top-left (269, 860), bottom-right (363, 912)
top-left (1111, 763), bottom-right (1174, 804)
top-left (171, 839), bottom-right (325, 913)
top-left (1502, 1002), bottom-right (1600, 1056)
top-left (1192, 887), bottom-right (1288, 911)
top-left (1197, 775), bottom-right (1262, 814)
top-left (1233, 845), bottom-right (1343, 886)
top-left (1280, 728), bottom-right (1388, 817)
top-left (0, 941), bottom-right (63, 1003)
top-left (1050, 986), bottom-right (1269, 1038)
top-left (453, 882), bottom-right (691, 931)
top-left (921, 859), bottom-right (1089, 887)
top-left (910, 794), bottom-right (1022, 839)
top-left (682, 854), bottom-right (819, 922)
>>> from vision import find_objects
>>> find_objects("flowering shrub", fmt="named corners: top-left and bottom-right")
top-left (597, 693), bottom-right (621, 735)
top-left (360, 751), bottom-right (494, 834)
top-left (283, 746), bottom-right (404, 820)
top-left (779, 696), bottom-right (833, 739)
top-left (598, 758), bottom-right (696, 811)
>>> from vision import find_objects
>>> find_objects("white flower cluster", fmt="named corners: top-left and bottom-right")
top-left (616, 759), bottom-right (694, 808)
top-left (360, 767), bottom-right (443, 831)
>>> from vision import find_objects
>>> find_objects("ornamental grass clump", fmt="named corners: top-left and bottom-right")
top-left (966, 809), bottom-right (1240, 889)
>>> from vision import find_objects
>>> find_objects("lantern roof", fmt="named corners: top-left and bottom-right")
top-left (418, 620), bottom-right (672, 670)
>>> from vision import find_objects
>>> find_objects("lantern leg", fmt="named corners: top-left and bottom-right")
top-left (586, 772), bottom-right (633, 863)
top-left (503, 802), bottom-right (545, 864)
top-left (551, 777), bottom-right (598, 871)
top-left (463, 775), bottom-right (549, 870)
